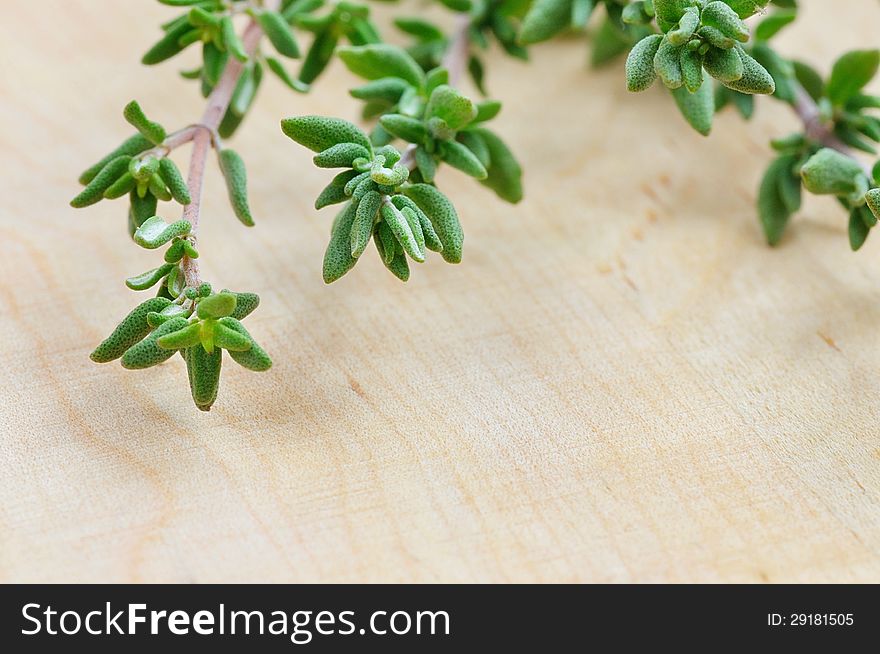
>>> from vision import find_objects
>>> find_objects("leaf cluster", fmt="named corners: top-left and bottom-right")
top-left (282, 115), bottom-right (462, 282)
top-left (73, 102), bottom-right (255, 236)
top-left (91, 287), bottom-right (270, 411)
top-left (72, 101), bottom-right (191, 236)
top-left (281, 43), bottom-right (523, 284)
top-left (625, 0), bottom-right (777, 135)
top-left (758, 47), bottom-right (880, 248)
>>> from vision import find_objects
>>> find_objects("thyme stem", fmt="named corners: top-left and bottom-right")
top-left (181, 4), bottom-right (278, 289)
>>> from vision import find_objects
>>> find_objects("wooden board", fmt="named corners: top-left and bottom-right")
top-left (1, 1), bottom-right (879, 583)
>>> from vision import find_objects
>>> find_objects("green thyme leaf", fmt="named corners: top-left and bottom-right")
top-left (337, 44), bottom-right (426, 87)
top-left (134, 216), bottom-right (192, 249)
top-left (219, 318), bottom-right (273, 372)
top-left (123, 101), bottom-right (167, 145)
top-left (323, 201), bottom-right (359, 283)
top-left (402, 184), bottom-right (463, 263)
top-left (121, 317), bottom-right (189, 369)
top-left (125, 264), bottom-right (175, 291)
top-left (281, 116), bottom-right (373, 153)
top-left (91, 297), bottom-right (173, 363)
top-left (186, 345), bottom-right (222, 411)
top-left (218, 149), bottom-right (254, 226)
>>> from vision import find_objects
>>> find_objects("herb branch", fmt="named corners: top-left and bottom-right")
top-left (73, 0), bottom-right (880, 412)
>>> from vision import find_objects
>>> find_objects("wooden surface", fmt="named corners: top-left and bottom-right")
top-left (1, 1), bottom-right (880, 583)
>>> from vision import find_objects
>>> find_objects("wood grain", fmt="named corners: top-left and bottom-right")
top-left (1, 1), bottom-right (879, 583)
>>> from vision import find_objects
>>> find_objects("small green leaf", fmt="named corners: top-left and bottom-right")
top-left (218, 149), bottom-right (254, 226)
top-left (197, 291), bottom-right (238, 320)
top-left (373, 145), bottom-right (401, 167)
top-left (402, 184), bottom-right (463, 263)
top-left (148, 173), bottom-right (172, 202)
top-left (680, 48), bottom-right (704, 94)
top-left (377, 221), bottom-right (396, 264)
top-left (700, 27), bottom-right (734, 52)
top-left (865, 188), bottom-right (880, 221)
top-left (186, 345), bottom-right (222, 411)
top-left (758, 162), bottom-right (792, 247)
top-left (374, 227), bottom-right (410, 281)
top-left (654, 38), bottom-right (684, 89)
top-left (721, 0), bottom-right (771, 19)
top-left (323, 202), bottom-right (359, 283)
top-left (704, 46), bottom-right (744, 84)
top-left (471, 128), bottom-right (523, 204)
top-left (415, 147), bottom-right (437, 183)
top-left (125, 264), bottom-right (175, 291)
top-left (381, 203), bottom-right (424, 262)
top-left (316, 170), bottom-right (360, 209)
top-left (223, 290), bottom-right (260, 320)
top-left (849, 207), bottom-right (871, 251)
top-left (378, 114), bottom-right (427, 143)
top-left (103, 172), bottom-right (136, 200)
top-left (70, 156), bottom-right (131, 208)
top-left (163, 239), bottom-right (190, 264)
top-left (220, 16), bottom-right (249, 62)
top-left (351, 190), bottom-right (382, 258)
top-left (801, 148), bottom-right (866, 195)
top-left (258, 9), bottom-right (301, 58)
top-left (147, 303), bottom-right (189, 328)
top-left (157, 322), bottom-right (203, 350)
top-left (721, 49), bottom-right (776, 95)
top-left (701, 1), bottom-right (749, 43)
top-left (394, 17), bottom-right (444, 41)
top-left (369, 160), bottom-right (409, 187)
top-left (350, 77), bottom-right (411, 103)
top-left (90, 297), bottom-right (173, 363)
top-left (142, 19), bottom-right (194, 65)
top-left (202, 41), bottom-right (228, 87)
top-left (230, 61), bottom-right (263, 117)
top-left (591, 15), bottom-right (631, 67)
top-left (754, 9), bottom-right (797, 42)
top-left (134, 216), bottom-right (192, 249)
top-left (129, 191), bottom-right (158, 236)
top-left (121, 317), bottom-right (189, 369)
top-left (458, 131), bottom-right (490, 168)
top-left (299, 28), bottom-right (338, 84)
top-left (473, 100), bottom-right (502, 123)
top-left (392, 195), bottom-right (443, 252)
top-left (158, 158), bottom-right (192, 205)
top-left (672, 79), bottom-right (714, 136)
top-left (652, 0), bottom-right (692, 25)
top-left (438, 0), bottom-right (471, 11)
top-left (214, 322), bottom-right (253, 352)
top-left (79, 135), bottom-right (153, 185)
top-left (344, 171), bottom-right (371, 197)
top-left (265, 56), bottom-right (310, 92)
top-left (667, 7), bottom-right (700, 47)
top-left (401, 206), bottom-right (426, 256)
top-left (219, 317), bottom-right (273, 372)
top-left (123, 101), bottom-right (167, 145)
top-left (826, 50), bottom-right (880, 107)
top-left (425, 85), bottom-right (478, 131)
top-left (441, 140), bottom-right (488, 179)
top-left (571, 0), bottom-right (596, 28)
top-left (626, 35), bottom-right (662, 92)
top-left (313, 143), bottom-right (372, 168)
top-left (281, 115), bottom-right (372, 153)
top-left (793, 60), bottom-right (824, 102)
top-left (519, 0), bottom-right (573, 45)
top-left (336, 44), bottom-right (425, 87)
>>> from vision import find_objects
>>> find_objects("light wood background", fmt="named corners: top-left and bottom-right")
top-left (1, 1), bottom-right (879, 583)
